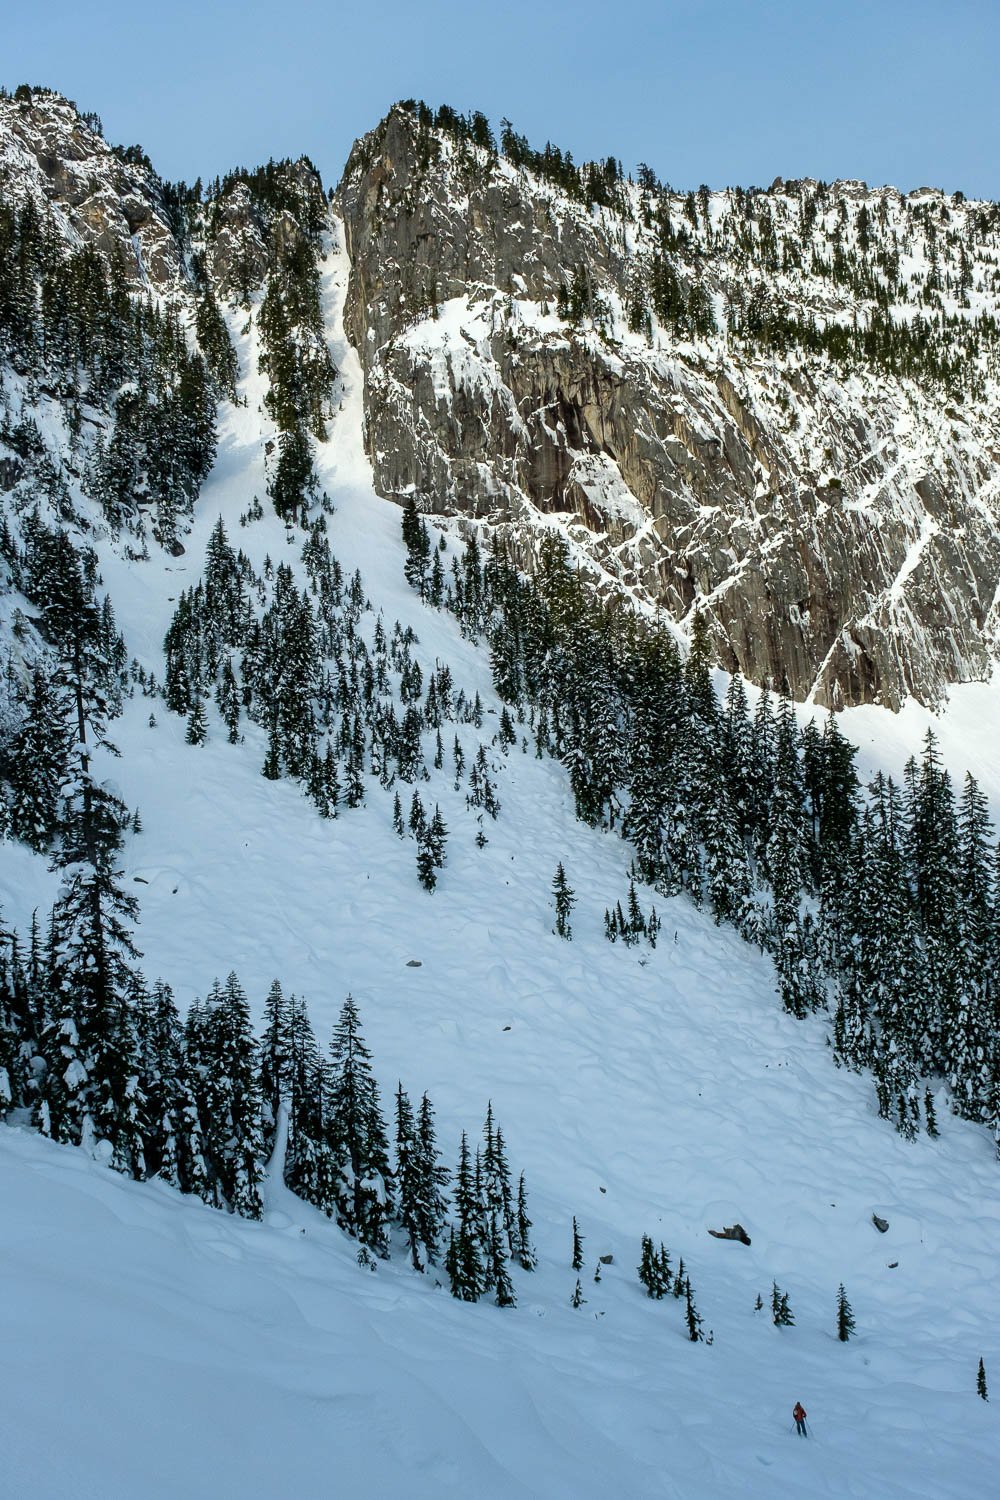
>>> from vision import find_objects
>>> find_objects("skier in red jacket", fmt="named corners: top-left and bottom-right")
top-left (793, 1401), bottom-right (808, 1437)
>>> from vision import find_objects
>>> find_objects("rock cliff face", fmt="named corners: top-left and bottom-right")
top-left (0, 89), bottom-right (184, 290)
top-left (338, 106), bottom-right (1000, 709)
top-left (0, 90), bottom-right (324, 305)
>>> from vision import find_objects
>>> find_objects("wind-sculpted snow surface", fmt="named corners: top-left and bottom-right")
top-left (339, 106), bottom-right (1000, 709)
top-left (1, 227), bottom-right (999, 1499)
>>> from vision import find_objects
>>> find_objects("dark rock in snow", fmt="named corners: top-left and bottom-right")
top-left (708, 1223), bottom-right (752, 1245)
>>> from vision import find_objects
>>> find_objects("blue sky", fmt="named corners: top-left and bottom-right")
top-left (6, 0), bottom-right (999, 198)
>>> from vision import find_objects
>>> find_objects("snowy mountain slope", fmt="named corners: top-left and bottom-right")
top-left (2, 220), bottom-right (1000, 1499)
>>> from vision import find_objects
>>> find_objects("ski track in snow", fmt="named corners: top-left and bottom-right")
top-left (1, 223), bottom-right (999, 1499)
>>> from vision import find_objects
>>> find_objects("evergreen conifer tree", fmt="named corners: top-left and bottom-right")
top-left (638, 1234), bottom-right (672, 1297)
top-left (552, 863), bottom-right (576, 939)
top-left (486, 1211), bottom-right (516, 1307)
top-left (408, 791), bottom-right (426, 837)
top-left (259, 978), bottom-right (290, 1141)
top-left (480, 1103), bottom-right (515, 1250)
top-left (143, 978), bottom-right (211, 1201)
top-left (685, 1279), bottom-right (704, 1341)
top-left (413, 1091), bottom-right (450, 1264)
top-left (327, 995), bottom-right (394, 1255)
top-left (214, 660), bottom-right (241, 743)
top-left (766, 690), bottom-right (809, 936)
top-left (197, 973), bottom-right (265, 1218)
top-left (185, 694), bottom-right (208, 745)
top-left (401, 499), bottom-right (431, 594)
top-left (924, 1089), bottom-right (939, 1138)
top-left (905, 733), bottom-right (962, 1075)
top-left (45, 770), bottom-right (141, 1157)
top-left (395, 1082), bottom-right (425, 1271)
top-left (673, 1256), bottom-right (686, 1298)
top-left (282, 993), bottom-right (330, 1208)
top-left (626, 880), bottom-right (646, 941)
top-left (511, 1171), bottom-right (537, 1270)
top-left (262, 725), bottom-right (281, 779)
top-left (7, 666), bottom-right (71, 851)
top-left (416, 830), bottom-right (438, 892)
top-left (572, 1214), bottom-right (584, 1270)
top-left (448, 1131), bottom-right (485, 1300)
top-left (771, 1281), bottom-right (794, 1326)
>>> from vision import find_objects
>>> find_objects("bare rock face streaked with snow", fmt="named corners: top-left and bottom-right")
top-left (0, 89), bottom-right (184, 290)
top-left (338, 106), bottom-right (1000, 709)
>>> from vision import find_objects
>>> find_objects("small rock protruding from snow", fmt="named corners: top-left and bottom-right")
top-left (708, 1222), bottom-right (752, 1245)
